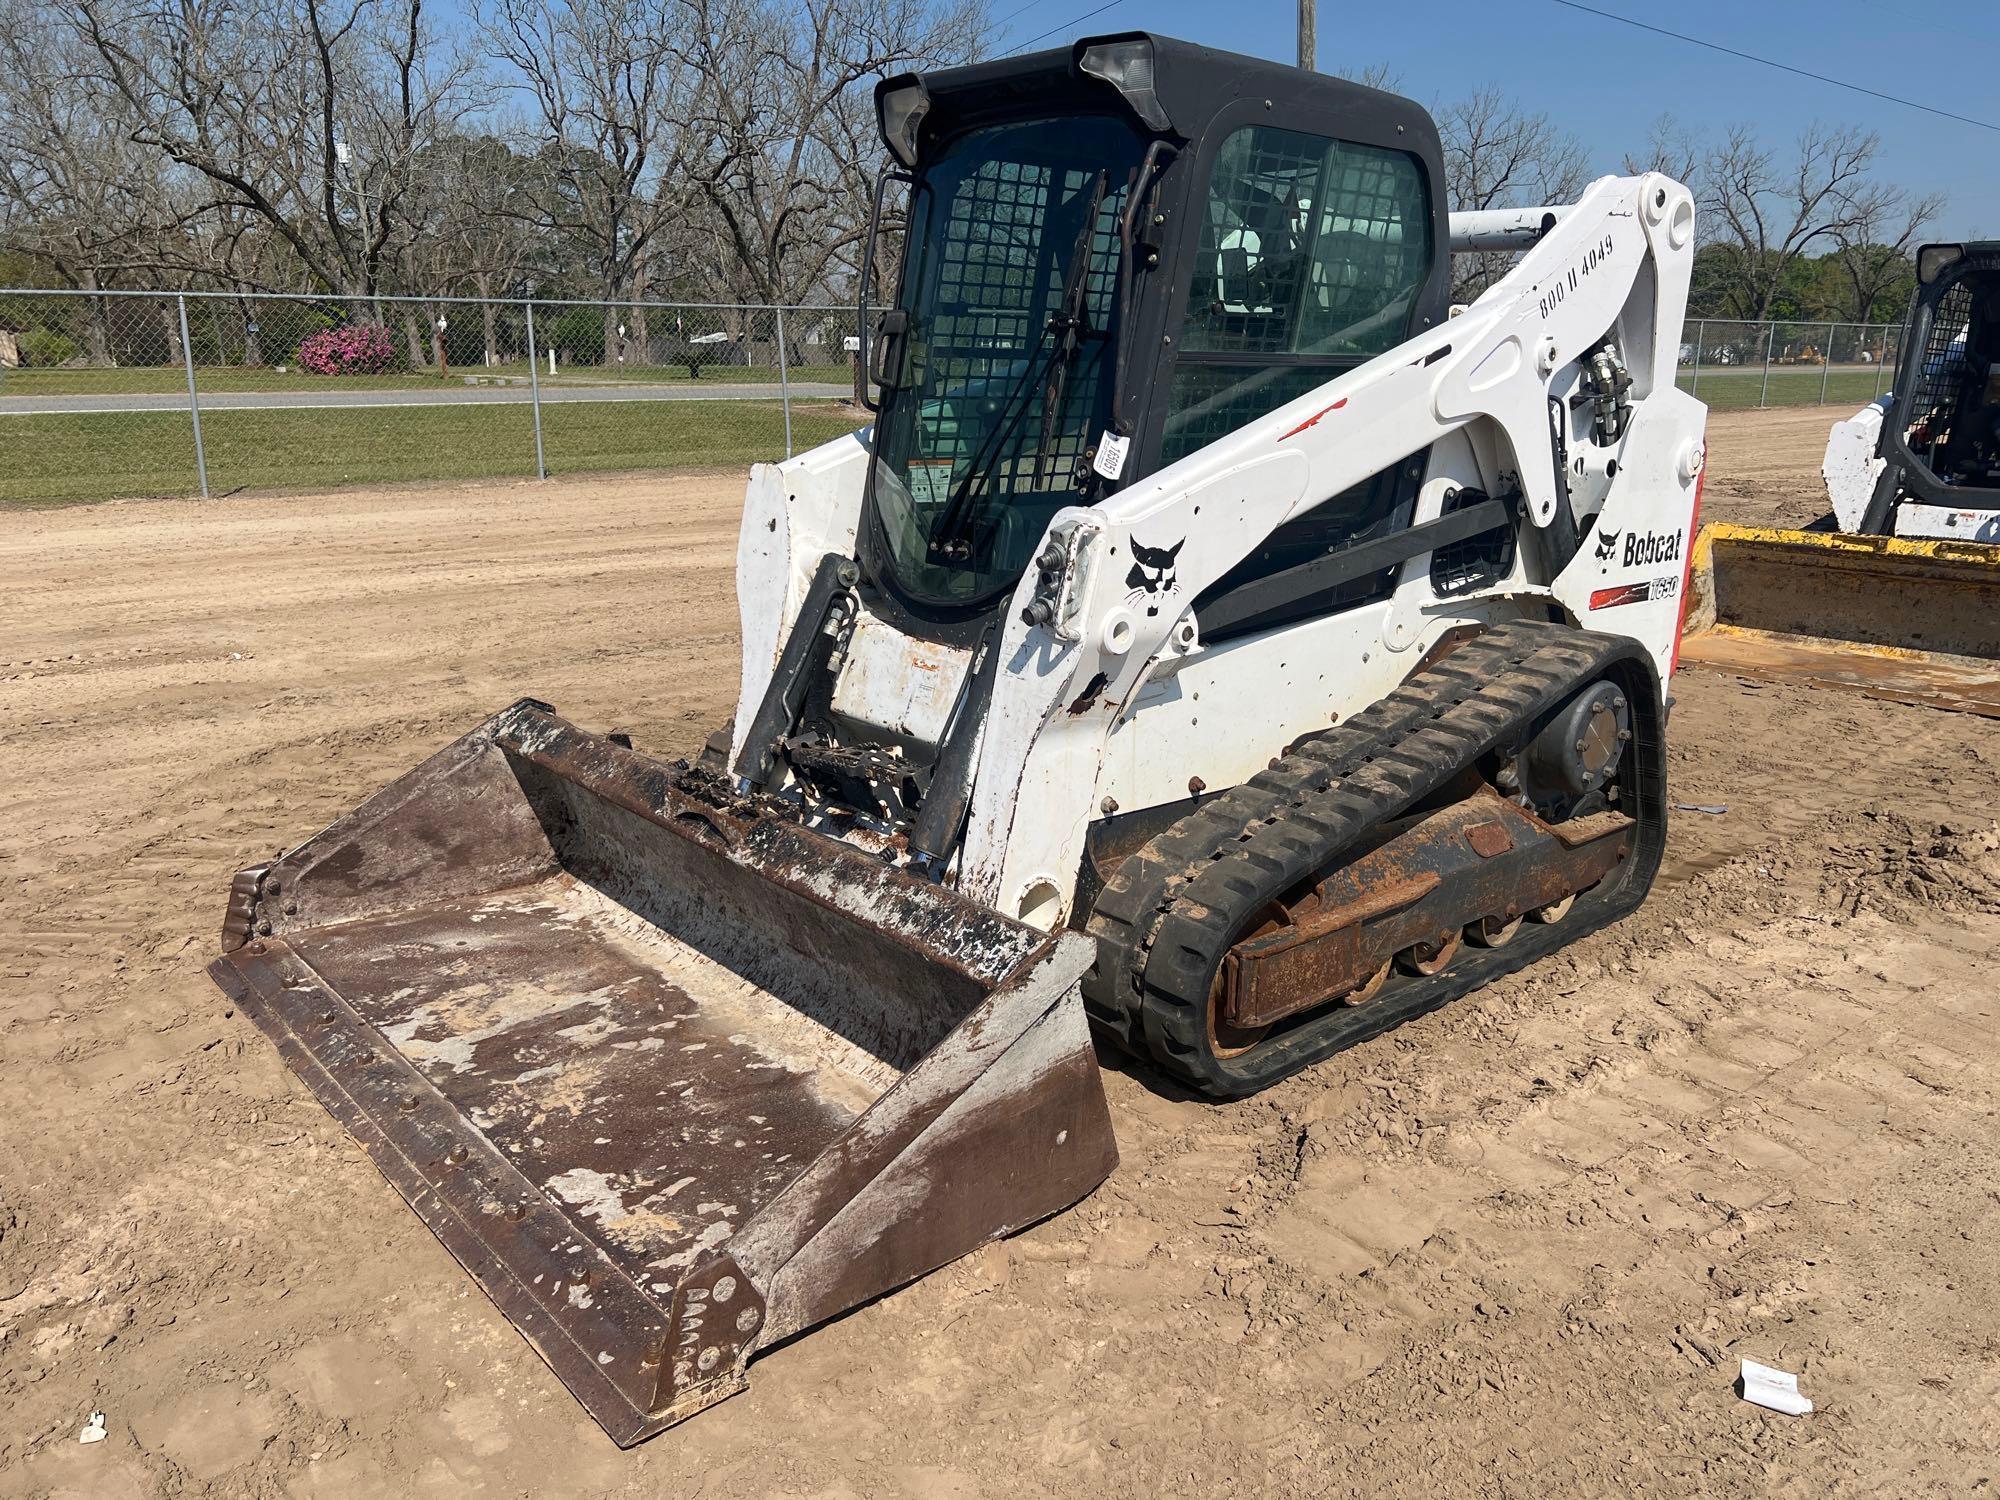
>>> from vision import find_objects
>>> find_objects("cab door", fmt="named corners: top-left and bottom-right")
top-left (1135, 114), bottom-right (1447, 640)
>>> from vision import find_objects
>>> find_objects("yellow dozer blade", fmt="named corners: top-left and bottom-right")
top-left (209, 700), bottom-right (1116, 1444)
top-left (1679, 522), bottom-right (2000, 717)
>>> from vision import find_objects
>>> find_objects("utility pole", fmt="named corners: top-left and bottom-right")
top-left (1298, 0), bottom-right (1315, 70)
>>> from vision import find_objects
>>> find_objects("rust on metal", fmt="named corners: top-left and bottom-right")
top-left (1222, 790), bottom-right (1631, 1030)
top-left (1066, 671), bottom-right (1109, 715)
top-left (1547, 808), bottom-right (1638, 849)
top-left (1335, 959), bottom-right (1393, 1008)
top-left (1398, 927), bottom-right (1461, 976)
top-left (1409, 622), bottom-right (1488, 677)
top-left (209, 699), bottom-right (1117, 1445)
top-left (1222, 873), bottom-right (1436, 1029)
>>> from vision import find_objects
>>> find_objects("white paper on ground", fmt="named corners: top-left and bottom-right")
top-left (79, 1411), bottom-right (107, 1444)
top-left (1738, 1359), bottom-right (1813, 1415)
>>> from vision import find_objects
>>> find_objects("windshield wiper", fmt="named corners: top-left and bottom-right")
top-left (1035, 171), bottom-right (1108, 491)
top-left (928, 170), bottom-right (1108, 564)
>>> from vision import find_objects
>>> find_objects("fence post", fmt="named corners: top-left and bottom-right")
top-left (1689, 320), bottom-right (1703, 398)
top-left (1758, 322), bottom-right (1775, 408)
top-left (774, 303), bottom-right (794, 459)
top-left (177, 294), bottom-right (210, 499)
top-left (524, 300), bottom-right (547, 480)
top-left (1819, 322), bottom-right (1835, 404)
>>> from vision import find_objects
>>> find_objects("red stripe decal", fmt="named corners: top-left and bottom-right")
top-left (1279, 397), bottom-right (1347, 440)
top-left (1589, 582), bottom-right (1653, 610)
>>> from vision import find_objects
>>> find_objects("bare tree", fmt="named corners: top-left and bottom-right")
top-left (1434, 87), bottom-right (1590, 302)
top-left (1830, 181), bottom-right (1943, 324)
top-left (0, 0), bottom-right (170, 354)
top-left (1622, 113), bottom-right (1701, 191)
top-left (67, 0), bottom-right (479, 303)
top-left (1699, 122), bottom-right (1879, 321)
top-left (676, 0), bottom-right (983, 309)
top-left (405, 134), bottom-right (537, 363)
top-left (484, 0), bottom-right (700, 350)
top-left (12, 0), bottom-right (996, 317)
top-left (1336, 62), bottom-right (1401, 93)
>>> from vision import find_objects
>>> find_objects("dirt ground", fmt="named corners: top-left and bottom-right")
top-left (4, 408), bottom-right (1998, 1498)
top-left (1699, 404), bottom-right (1847, 530)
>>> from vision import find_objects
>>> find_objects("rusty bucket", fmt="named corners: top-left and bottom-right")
top-left (209, 700), bottom-right (1116, 1444)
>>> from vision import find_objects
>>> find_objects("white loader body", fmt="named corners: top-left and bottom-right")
top-left (733, 173), bottom-right (1707, 930)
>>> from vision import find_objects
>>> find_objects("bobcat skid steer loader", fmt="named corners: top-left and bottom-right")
top-left (1683, 242), bottom-right (2000, 716)
top-left (209, 34), bottom-right (1707, 1443)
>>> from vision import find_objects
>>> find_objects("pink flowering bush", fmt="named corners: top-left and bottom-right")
top-left (296, 323), bottom-right (398, 375)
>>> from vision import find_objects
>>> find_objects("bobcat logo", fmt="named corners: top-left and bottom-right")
top-left (1124, 537), bottom-right (1184, 617)
top-left (1593, 528), bottom-right (1619, 564)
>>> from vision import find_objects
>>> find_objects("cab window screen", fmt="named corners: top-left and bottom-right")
top-left (1160, 127), bottom-right (1430, 468)
top-left (868, 115), bottom-right (1145, 607)
top-left (1166, 126), bottom-right (1433, 636)
top-left (1181, 127), bottom-right (1430, 359)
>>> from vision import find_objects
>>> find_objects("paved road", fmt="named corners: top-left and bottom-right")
top-left (0, 380), bottom-right (852, 417)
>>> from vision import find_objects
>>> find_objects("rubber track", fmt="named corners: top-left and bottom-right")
top-left (1081, 618), bottom-right (1666, 1097)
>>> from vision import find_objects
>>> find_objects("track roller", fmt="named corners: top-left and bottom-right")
top-left (1399, 930), bottom-right (1462, 976)
top-left (1467, 911), bottom-right (1525, 947)
top-left (1529, 892), bottom-right (1576, 924)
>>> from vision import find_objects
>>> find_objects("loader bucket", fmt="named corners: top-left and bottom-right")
top-left (1679, 522), bottom-right (2000, 717)
top-left (208, 700), bottom-right (1116, 1445)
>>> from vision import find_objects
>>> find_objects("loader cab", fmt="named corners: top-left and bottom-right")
top-left (1872, 242), bottom-right (2000, 525)
top-left (856, 33), bottom-right (1450, 639)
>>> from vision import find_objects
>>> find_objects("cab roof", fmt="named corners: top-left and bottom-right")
top-left (877, 32), bottom-right (1438, 159)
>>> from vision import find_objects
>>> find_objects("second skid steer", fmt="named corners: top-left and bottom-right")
top-left (1680, 241), bottom-right (2000, 716)
top-left (211, 34), bottom-right (1708, 1443)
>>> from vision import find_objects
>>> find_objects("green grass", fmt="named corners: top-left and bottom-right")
top-left (545, 362), bottom-right (852, 387)
top-left (539, 402), bottom-right (863, 475)
top-left (1, 412), bottom-right (204, 503)
top-left (1676, 367), bottom-right (1895, 412)
top-left (0, 359), bottom-right (855, 397)
top-left (2, 365), bottom-right (463, 396)
top-left (3, 361), bottom-right (1902, 508)
top-left (0, 400), bottom-right (867, 506)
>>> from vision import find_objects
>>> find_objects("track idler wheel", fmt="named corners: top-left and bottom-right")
top-left (1206, 902), bottom-right (1287, 1057)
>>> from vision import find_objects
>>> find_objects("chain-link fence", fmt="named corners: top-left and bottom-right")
top-left (1677, 318), bottom-right (1906, 414)
top-left (0, 288), bottom-right (869, 503)
top-left (0, 288), bottom-right (1912, 504)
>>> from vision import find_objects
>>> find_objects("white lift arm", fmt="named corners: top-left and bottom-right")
top-left (958, 174), bottom-right (1704, 917)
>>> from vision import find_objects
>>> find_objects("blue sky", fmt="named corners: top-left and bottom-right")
top-left (995, 0), bottom-right (1997, 239)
